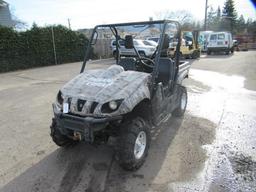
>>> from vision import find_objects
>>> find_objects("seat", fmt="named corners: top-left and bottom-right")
top-left (160, 34), bottom-right (170, 57)
top-left (156, 58), bottom-right (175, 86)
top-left (118, 57), bottom-right (136, 71)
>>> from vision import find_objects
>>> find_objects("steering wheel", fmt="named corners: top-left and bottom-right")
top-left (150, 46), bottom-right (158, 59)
top-left (137, 57), bottom-right (155, 68)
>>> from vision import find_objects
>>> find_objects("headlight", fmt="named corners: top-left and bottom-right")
top-left (101, 99), bottom-right (123, 113)
top-left (150, 48), bottom-right (155, 52)
top-left (109, 101), bottom-right (117, 110)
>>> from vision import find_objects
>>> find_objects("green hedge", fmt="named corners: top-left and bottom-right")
top-left (0, 24), bottom-right (93, 73)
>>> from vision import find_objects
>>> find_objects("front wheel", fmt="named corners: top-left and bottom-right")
top-left (117, 117), bottom-right (150, 171)
top-left (172, 86), bottom-right (187, 117)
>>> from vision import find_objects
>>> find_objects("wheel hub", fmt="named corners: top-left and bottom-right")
top-left (181, 92), bottom-right (187, 110)
top-left (134, 131), bottom-right (146, 159)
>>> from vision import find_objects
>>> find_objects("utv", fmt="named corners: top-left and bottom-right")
top-left (50, 20), bottom-right (190, 171)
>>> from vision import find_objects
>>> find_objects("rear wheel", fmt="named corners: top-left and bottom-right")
top-left (50, 118), bottom-right (77, 147)
top-left (172, 86), bottom-right (187, 117)
top-left (117, 117), bottom-right (150, 171)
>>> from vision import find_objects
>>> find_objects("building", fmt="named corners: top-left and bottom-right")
top-left (0, 0), bottom-right (14, 27)
top-left (78, 28), bottom-right (114, 58)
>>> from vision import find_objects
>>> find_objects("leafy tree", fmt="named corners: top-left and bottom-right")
top-left (155, 10), bottom-right (194, 24)
top-left (236, 15), bottom-right (246, 33)
top-left (206, 6), bottom-right (222, 31)
top-left (221, 0), bottom-right (238, 33)
top-left (217, 6), bottom-right (221, 18)
top-left (155, 10), bottom-right (201, 30)
top-left (246, 19), bottom-right (256, 40)
top-left (207, 7), bottom-right (217, 30)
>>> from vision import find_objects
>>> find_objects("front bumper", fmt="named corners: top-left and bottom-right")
top-left (207, 47), bottom-right (230, 52)
top-left (53, 103), bottom-right (122, 142)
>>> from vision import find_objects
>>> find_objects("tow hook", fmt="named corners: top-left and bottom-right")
top-left (73, 131), bottom-right (82, 141)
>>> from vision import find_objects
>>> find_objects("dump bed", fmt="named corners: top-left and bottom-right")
top-left (177, 61), bottom-right (190, 84)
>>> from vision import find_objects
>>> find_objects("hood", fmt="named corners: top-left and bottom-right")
top-left (61, 65), bottom-right (151, 104)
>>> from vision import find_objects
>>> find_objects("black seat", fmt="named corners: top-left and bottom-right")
top-left (156, 58), bottom-right (175, 86)
top-left (160, 34), bottom-right (170, 57)
top-left (118, 57), bottom-right (136, 71)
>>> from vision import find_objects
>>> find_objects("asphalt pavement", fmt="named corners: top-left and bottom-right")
top-left (0, 51), bottom-right (256, 192)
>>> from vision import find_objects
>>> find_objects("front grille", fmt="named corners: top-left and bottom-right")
top-left (90, 102), bottom-right (98, 113)
top-left (77, 99), bottom-right (86, 112)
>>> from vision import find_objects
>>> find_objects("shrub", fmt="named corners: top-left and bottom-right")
top-left (0, 24), bottom-right (91, 73)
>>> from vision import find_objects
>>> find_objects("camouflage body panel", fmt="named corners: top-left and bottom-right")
top-left (59, 65), bottom-right (151, 117)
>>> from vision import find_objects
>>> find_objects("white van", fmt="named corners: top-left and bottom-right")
top-left (207, 32), bottom-right (234, 55)
top-left (199, 31), bottom-right (213, 52)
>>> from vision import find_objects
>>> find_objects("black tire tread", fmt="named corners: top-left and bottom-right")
top-left (172, 86), bottom-right (187, 117)
top-left (117, 117), bottom-right (150, 171)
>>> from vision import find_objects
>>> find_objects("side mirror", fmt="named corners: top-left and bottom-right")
top-left (124, 35), bottom-right (134, 49)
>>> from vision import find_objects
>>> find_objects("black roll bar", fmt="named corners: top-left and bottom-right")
top-left (80, 20), bottom-right (181, 86)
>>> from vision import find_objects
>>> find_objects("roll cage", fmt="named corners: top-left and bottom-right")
top-left (80, 20), bottom-right (181, 88)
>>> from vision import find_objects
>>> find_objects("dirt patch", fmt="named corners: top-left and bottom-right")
top-left (229, 153), bottom-right (256, 182)
top-left (165, 115), bottom-right (216, 182)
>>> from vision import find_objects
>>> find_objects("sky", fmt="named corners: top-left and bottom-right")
top-left (7, 0), bottom-right (256, 30)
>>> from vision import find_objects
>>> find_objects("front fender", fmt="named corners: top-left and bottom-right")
top-left (118, 82), bottom-right (151, 114)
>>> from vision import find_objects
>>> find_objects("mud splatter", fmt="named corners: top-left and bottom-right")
top-left (57, 158), bottom-right (87, 192)
top-left (229, 153), bottom-right (256, 182)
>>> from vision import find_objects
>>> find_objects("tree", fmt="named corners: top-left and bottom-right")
top-left (207, 6), bottom-right (217, 30)
top-left (221, 0), bottom-right (238, 33)
top-left (155, 10), bottom-right (200, 30)
top-left (246, 18), bottom-right (256, 39)
top-left (7, 3), bottom-right (28, 30)
top-left (206, 6), bottom-right (222, 31)
top-left (237, 15), bottom-right (246, 33)
top-left (155, 10), bottom-right (193, 25)
top-left (217, 6), bottom-right (221, 18)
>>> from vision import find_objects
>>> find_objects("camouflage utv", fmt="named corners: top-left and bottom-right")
top-left (50, 20), bottom-right (190, 171)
